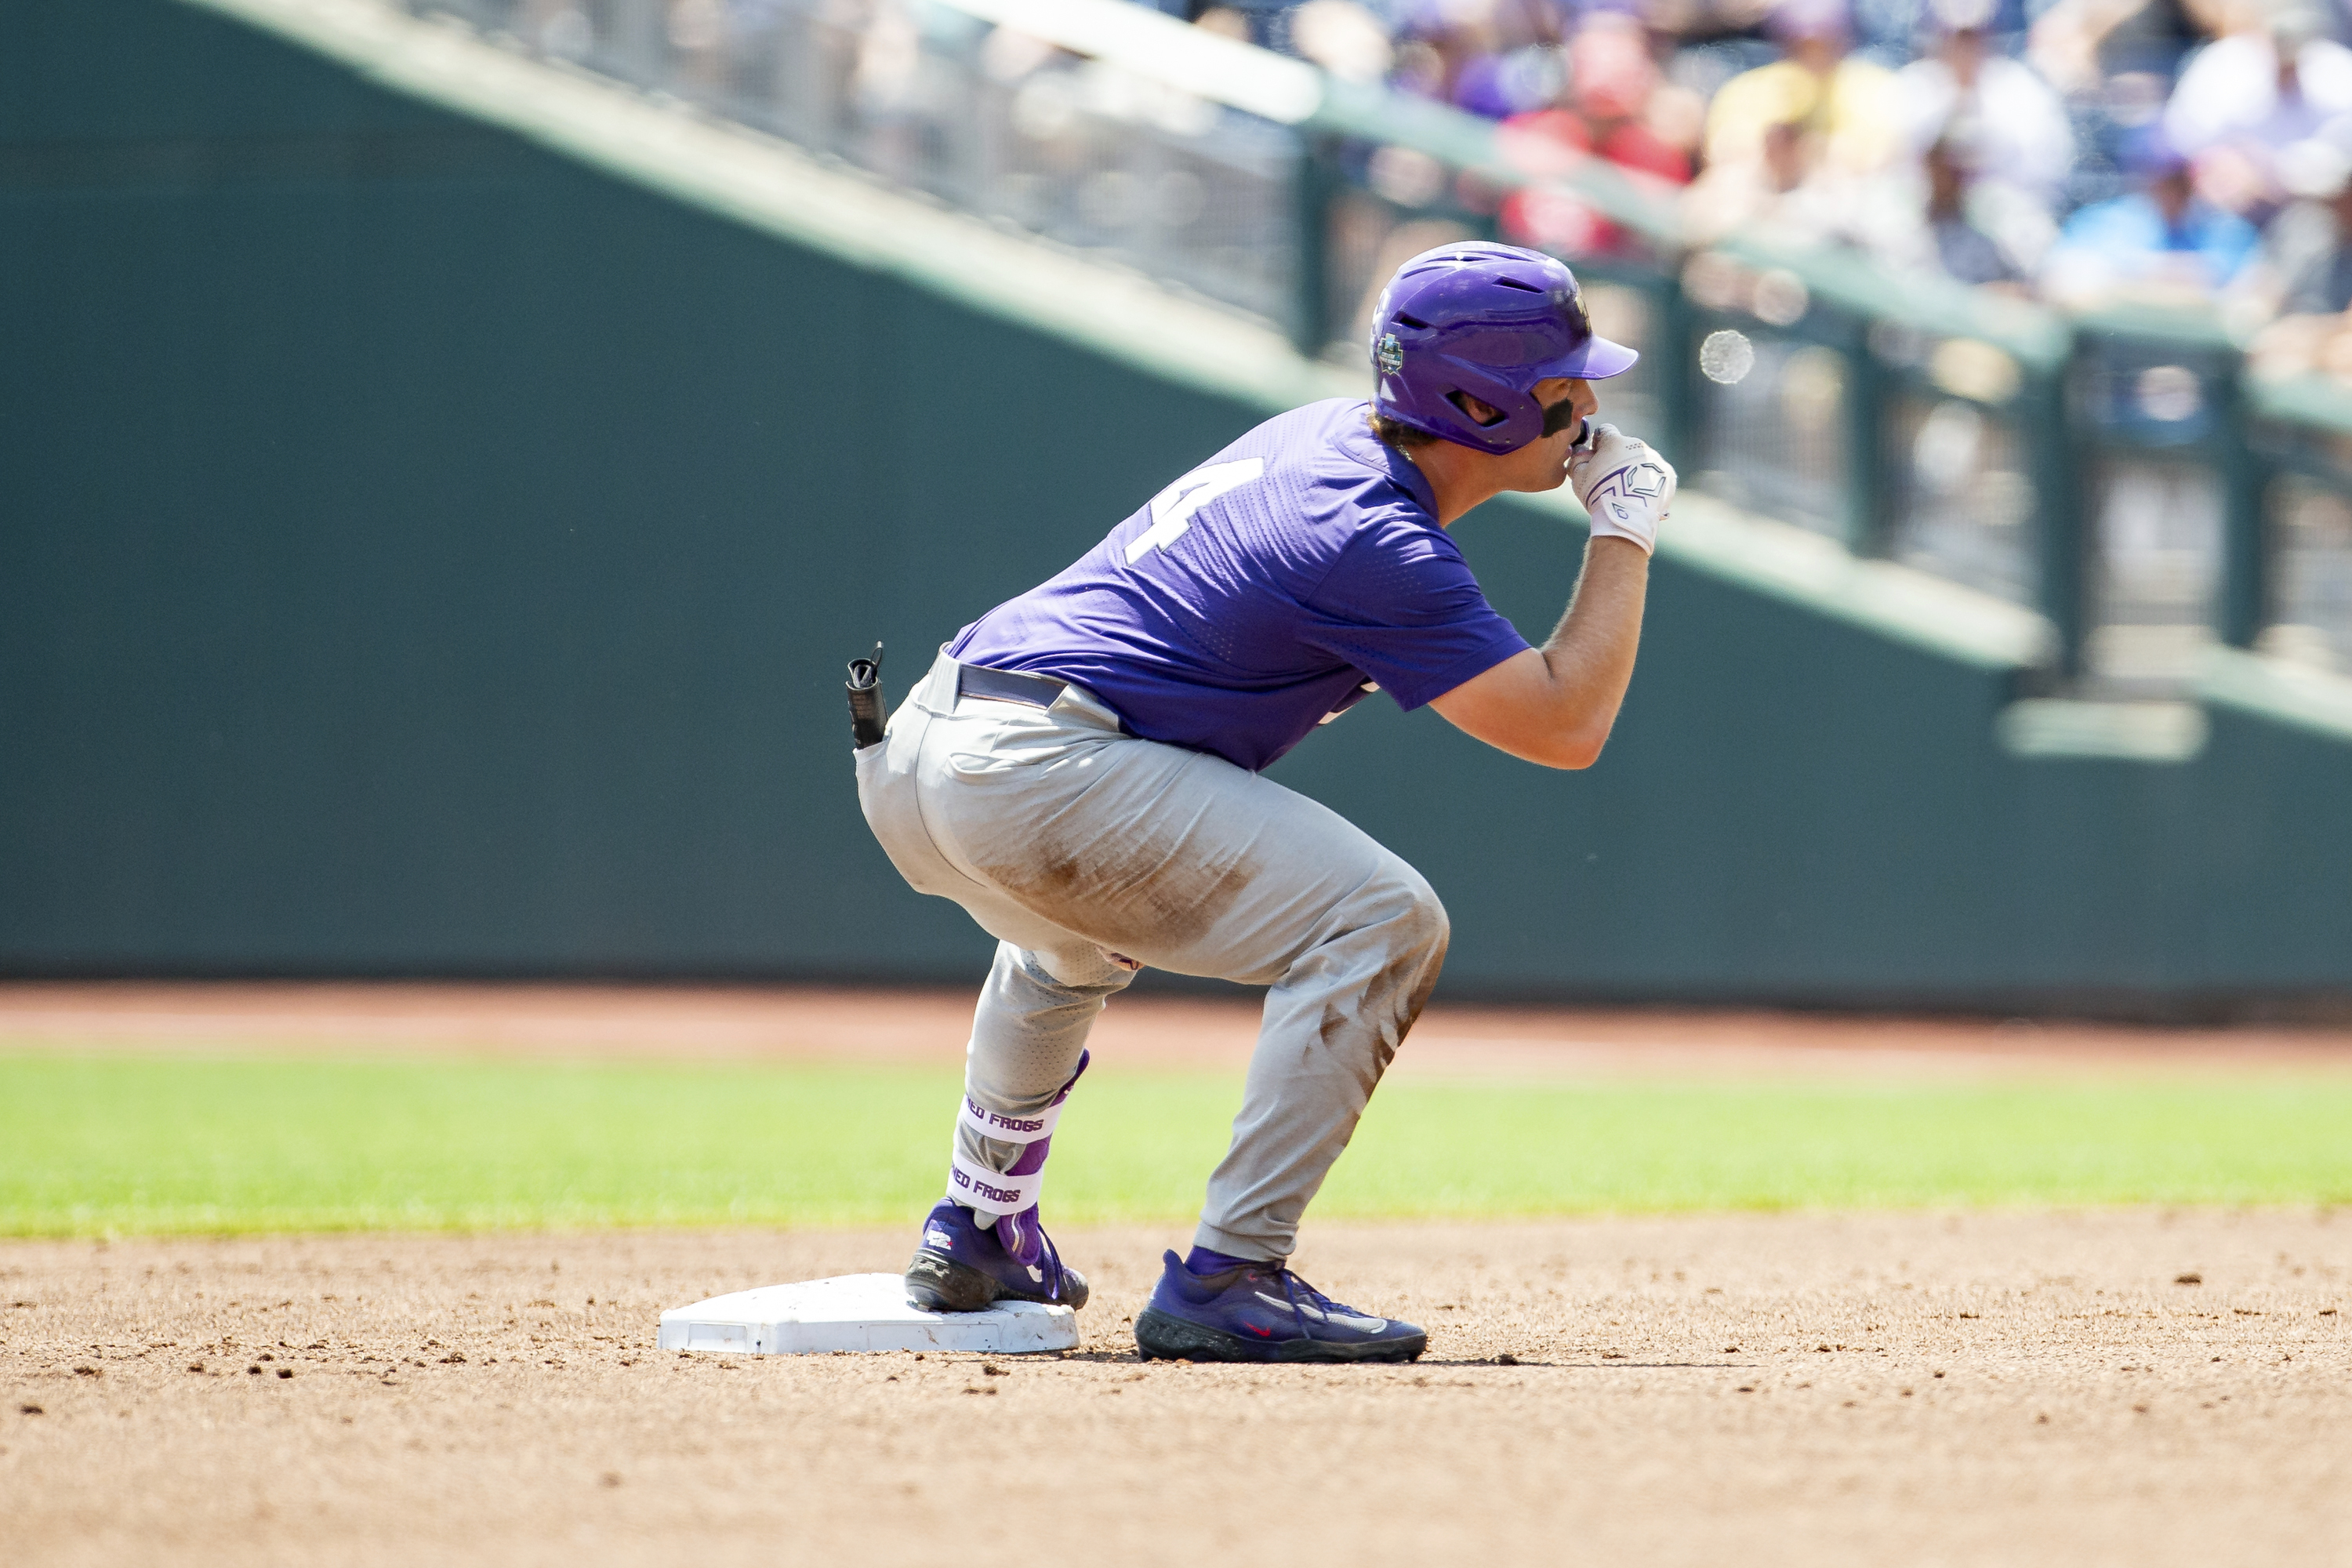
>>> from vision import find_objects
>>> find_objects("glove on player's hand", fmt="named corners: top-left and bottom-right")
top-left (1567, 423), bottom-right (1676, 556)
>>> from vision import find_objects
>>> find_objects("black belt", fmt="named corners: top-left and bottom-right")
top-left (956, 664), bottom-right (1072, 710)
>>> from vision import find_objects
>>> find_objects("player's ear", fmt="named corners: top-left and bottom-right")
top-left (1446, 391), bottom-right (1507, 428)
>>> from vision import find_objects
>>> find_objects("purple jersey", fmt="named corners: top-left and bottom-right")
top-left (949, 400), bottom-right (1531, 772)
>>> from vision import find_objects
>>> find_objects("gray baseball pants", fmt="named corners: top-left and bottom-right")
top-left (855, 648), bottom-right (1449, 1261)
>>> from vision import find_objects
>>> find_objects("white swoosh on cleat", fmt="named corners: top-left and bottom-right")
top-left (1255, 1291), bottom-right (1387, 1332)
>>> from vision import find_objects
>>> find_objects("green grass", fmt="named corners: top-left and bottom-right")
top-left (3, 1052), bottom-right (2350, 1236)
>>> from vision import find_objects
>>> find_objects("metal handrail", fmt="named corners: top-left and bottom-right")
top-left (937, 0), bottom-right (1323, 125)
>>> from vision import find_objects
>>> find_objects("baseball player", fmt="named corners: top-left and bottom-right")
top-left (855, 242), bottom-right (1674, 1363)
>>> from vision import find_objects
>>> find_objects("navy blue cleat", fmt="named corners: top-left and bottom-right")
top-left (904, 1199), bottom-right (1089, 1313)
top-left (1134, 1250), bottom-right (1427, 1363)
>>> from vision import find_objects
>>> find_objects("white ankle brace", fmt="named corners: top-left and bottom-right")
top-left (956, 1092), bottom-right (1065, 1145)
top-left (947, 1148), bottom-right (1044, 1216)
top-left (948, 1094), bottom-right (1061, 1216)
top-left (945, 1055), bottom-right (1088, 1223)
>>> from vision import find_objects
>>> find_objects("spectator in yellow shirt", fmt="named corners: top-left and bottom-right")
top-left (1703, 0), bottom-right (1904, 180)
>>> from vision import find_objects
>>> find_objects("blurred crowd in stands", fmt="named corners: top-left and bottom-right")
top-left (1145, 0), bottom-right (2352, 373)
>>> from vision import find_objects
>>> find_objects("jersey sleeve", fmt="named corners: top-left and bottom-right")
top-left (1299, 512), bottom-right (1533, 711)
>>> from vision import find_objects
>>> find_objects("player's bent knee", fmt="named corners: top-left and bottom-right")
top-left (1360, 858), bottom-right (1450, 957)
top-left (1410, 878), bottom-right (1450, 953)
top-left (1352, 867), bottom-right (1448, 1044)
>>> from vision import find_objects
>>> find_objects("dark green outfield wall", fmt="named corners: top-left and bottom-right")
top-left (5, 0), bottom-right (2348, 1010)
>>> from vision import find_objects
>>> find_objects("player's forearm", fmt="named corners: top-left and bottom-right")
top-left (1426, 425), bottom-right (1669, 769)
top-left (1531, 537), bottom-right (1650, 768)
top-left (1426, 536), bottom-right (1650, 768)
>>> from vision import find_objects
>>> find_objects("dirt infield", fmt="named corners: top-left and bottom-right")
top-left (5, 982), bottom-right (2350, 1078)
top-left (5, 988), bottom-right (2347, 1562)
top-left (3, 1213), bottom-right (2345, 1567)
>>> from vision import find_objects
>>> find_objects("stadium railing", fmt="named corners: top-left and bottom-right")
top-left (403, 0), bottom-right (2352, 698)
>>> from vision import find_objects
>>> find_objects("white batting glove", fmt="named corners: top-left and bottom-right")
top-left (1566, 423), bottom-right (1675, 556)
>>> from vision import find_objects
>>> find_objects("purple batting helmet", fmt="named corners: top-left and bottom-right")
top-left (1370, 242), bottom-right (1639, 455)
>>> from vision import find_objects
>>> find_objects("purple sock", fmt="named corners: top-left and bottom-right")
top-left (1184, 1246), bottom-right (1263, 1276)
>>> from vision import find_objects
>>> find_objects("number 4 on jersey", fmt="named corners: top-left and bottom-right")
top-left (1123, 458), bottom-right (1265, 564)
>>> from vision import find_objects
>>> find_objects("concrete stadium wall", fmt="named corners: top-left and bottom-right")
top-left (5, 0), bottom-right (2349, 1012)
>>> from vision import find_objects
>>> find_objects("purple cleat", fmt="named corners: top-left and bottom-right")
top-left (904, 1199), bottom-right (1089, 1313)
top-left (1134, 1250), bottom-right (1427, 1363)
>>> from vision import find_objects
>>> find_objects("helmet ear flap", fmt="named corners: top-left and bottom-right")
top-left (1430, 361), bottom-right (1543, 452)
top-left (1374, 362), bottom-right (1542, 453)
top-left (1444, 390), bottom-right (1507, 429)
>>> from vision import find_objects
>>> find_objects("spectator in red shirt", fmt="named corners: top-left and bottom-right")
top-left (1498, 13), bottom-right (1693, 256)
